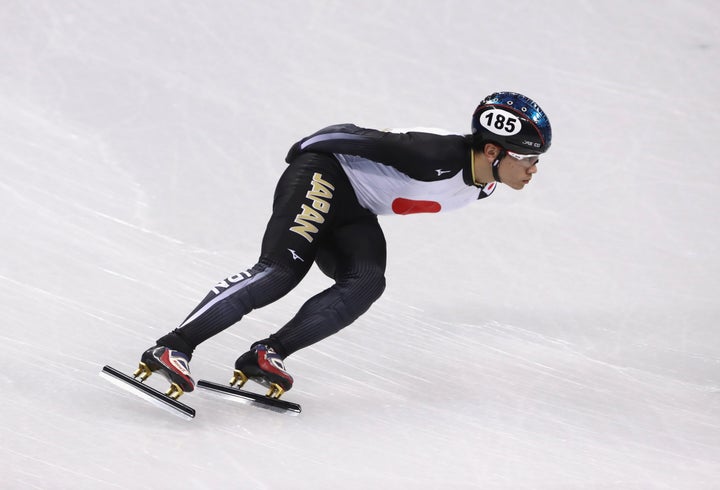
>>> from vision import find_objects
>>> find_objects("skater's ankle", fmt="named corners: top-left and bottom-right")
top-left (156, 331), bottom-right (195, 358)
top-left (252, 338), bottom-right (288, 359)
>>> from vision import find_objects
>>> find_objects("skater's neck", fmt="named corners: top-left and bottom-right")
top-left (471, 146), bottom-right (496, 184)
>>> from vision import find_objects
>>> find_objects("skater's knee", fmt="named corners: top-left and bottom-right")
top-left (208, 259), bottom-right (305, 312)
top-left (340, 263), bottom-right (386, 309)
top-left (362, 265), bottom-right (386, 303)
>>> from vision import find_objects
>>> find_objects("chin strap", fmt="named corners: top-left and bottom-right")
top-left (491, 149), bottom-right (506, 183)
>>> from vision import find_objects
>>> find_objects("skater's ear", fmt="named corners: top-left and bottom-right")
top-left (483, 142), bottom-right (502, 159)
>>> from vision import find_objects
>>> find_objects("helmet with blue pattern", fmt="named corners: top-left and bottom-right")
top-left (471, 92), bottom-right (552, 155)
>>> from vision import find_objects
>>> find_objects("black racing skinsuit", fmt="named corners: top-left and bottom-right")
top-left (158, 124), bottom-right (479, 359)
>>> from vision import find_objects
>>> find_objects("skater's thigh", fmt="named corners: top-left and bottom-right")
top-left (315, 216), bottom-right (387, 280)
top-left (260, 153), bottom-right (351, 269)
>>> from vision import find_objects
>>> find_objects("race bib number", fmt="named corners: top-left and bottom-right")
top-left (480, 108), bottom-right (522, 136)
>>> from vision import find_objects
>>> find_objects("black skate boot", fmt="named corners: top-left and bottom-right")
top-left (134, 346), bottom-right (195, 399)
top-left (231, 344), bottom-right (293, 399)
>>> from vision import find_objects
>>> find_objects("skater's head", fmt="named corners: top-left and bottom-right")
top-left (470, 91), bottom-right (551, 190)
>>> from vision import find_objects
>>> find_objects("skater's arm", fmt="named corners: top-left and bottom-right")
top-left (286, 124), bottom-right (472, 182)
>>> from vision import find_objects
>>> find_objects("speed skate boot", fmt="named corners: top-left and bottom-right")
top-left (231, 344), bottom-right (293, 399)
top-left (134, 346), bottom-right (195, 400)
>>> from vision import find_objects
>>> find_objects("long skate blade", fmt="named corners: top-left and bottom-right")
top-left (197, 379), bottom-right (301, 415)
top-left (100, 365), bottom-right (196, 420)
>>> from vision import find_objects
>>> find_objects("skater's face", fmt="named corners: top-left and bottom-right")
top-left (486, 144), bottom-right (539, 190)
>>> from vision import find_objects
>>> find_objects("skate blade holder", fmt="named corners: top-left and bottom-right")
top-left (165, 382), bottom-right (184, 400)
top-left (229, 370), bottom-right (285, 399)
top-left (133, 362), bottom-right (153, 382)
top-left (133, 363), bottom-right (184, 400)
top-left (229, 369), bottom-right (249, 388)
top-left (266, 383), bottom-right (285, 399)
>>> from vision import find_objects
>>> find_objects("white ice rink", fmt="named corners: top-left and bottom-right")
top-left (1, 1), bottom-right (719, 488)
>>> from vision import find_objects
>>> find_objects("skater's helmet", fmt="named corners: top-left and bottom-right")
top-left (471, 92), bottom-right (552, 155)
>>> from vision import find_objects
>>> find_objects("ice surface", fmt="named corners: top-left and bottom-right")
top-left (1, 1), bottom-right (719, 488)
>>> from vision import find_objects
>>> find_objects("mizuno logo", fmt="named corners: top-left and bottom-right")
top-left (288, 249), bottom-right (304, 262)
top-left (289, 173), bottom-right (334, 243)
top-left (435, 169), bottom-right (452, 176)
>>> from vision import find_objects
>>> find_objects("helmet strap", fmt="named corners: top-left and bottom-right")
top-left (491, 149), bottom-right (506, 183)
